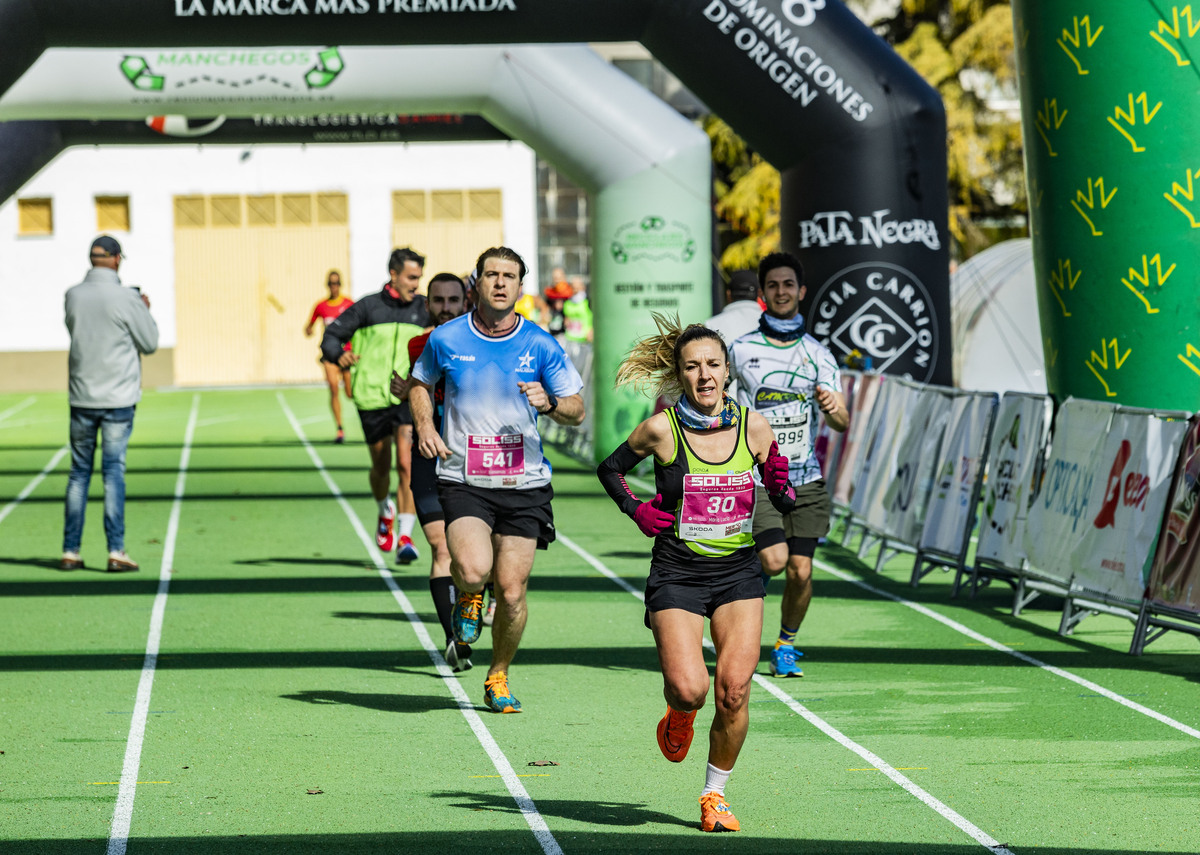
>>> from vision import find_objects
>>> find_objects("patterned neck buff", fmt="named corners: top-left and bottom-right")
top-left (759, 311), bottom-right (806, 341)
top-left (674, 393), bottom-right (740, 431)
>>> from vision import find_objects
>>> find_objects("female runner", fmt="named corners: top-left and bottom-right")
top-left (597, 316), bottom-right (794, 833)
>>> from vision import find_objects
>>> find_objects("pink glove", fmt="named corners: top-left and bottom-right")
top-left (633, 493), bottom-right (674, 538)
top-left (763, 441), bottom-right (791, 495)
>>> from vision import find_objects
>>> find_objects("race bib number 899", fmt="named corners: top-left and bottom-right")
top-left (768, 410), bottom-right (811, 464)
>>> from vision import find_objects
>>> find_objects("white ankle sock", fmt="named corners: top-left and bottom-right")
top-left (398, 513), bottom-right (416, 538)
top-left (702, 763), bottom-right (731, 797)
top-left (378, 498), bottom-right (392, 516)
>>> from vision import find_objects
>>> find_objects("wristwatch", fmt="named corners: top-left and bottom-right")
top-left (542, 392), bottom-right (559, 415)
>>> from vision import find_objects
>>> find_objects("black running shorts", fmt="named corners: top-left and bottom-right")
top-left (410, 449), bottom-right (443, 527)
top-left (437, 480), bottom-right (555, 550)
top-left (643, 549), bottom-right (764, 628)
top-left (357, 403), bottom-right (414, 445)
top-left (752, 479), bottom-right (831, 552)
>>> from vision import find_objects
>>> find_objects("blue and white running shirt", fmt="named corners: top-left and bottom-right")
top-left (728, 330), bottom-right (841, 486)
top-left (411, 313), bottom-right (583, 489)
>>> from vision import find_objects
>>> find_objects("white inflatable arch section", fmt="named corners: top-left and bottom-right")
top-left (1, 44), bottom-right (712, 452)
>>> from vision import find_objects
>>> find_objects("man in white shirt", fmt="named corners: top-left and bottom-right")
top-left (705, 270), bottom-right (762, 399)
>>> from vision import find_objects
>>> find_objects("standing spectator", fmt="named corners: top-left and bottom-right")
top-left (61, 236), bottom-right (158, 572)
top-left (304, 269), bottom-right (354, 444)
top-left (409, 246), bottom-right (585, 713)
top-left (705, 270), bottom-right (763, 399)
top-left (543, 280), bottom-right (572, 340)
top-left (322, 248), bottom-right (431, 566)
top-left (705, 270), bottom-right (761, 347)
top-left (563, 275), bottom-right (593, 344)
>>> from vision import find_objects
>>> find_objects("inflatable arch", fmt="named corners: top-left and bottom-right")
top-left (0, 0), bottom-right (952, 453)
top-left (1012, 2), bottom-right (1200, 411)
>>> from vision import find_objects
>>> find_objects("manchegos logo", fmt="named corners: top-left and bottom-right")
top-left (120, 47), bottom-right (345, 94)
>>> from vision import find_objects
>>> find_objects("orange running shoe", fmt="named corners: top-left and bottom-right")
top-left (655, 707), bottom-right (696, 762)
top-left (699, 791), bottom-right (740, 832)
top-left (483, 671), bottom-right (522, 713)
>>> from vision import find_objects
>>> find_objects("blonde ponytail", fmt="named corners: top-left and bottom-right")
top-left (615, 312), bottom-right (728, 398)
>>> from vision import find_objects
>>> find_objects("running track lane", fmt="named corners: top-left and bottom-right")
top-left (626, 475), bottom-right (1200, 740)
top-left (556, 532), bottom-right (1017, 855)
top-left (277, 392), bottom-right (564, 855)
top-left (107, 394), bottom-right (200, 855)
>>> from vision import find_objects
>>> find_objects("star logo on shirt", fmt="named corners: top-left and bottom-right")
top-left (517, 350), bottom-right (535, 372)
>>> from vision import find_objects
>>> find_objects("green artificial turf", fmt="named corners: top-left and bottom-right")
top-left (1, 388), bottom-right (1198, 854)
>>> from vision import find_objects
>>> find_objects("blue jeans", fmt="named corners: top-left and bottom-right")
top-left (63, 406), bottom-right (136, 554)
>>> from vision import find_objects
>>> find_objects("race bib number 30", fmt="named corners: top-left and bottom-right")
top-left (466, 434), bottom-right (525, 488)
top-left (678, 472), bottom-right (756, 541)
top-left (769, 410), bottom-right (811, 464)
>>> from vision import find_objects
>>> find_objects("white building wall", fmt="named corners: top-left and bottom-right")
top-left (0, 140), bottom-right (537, 352)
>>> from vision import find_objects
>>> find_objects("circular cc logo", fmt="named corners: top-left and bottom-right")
top-left (808, 261), bottom-right (939, 381)
top-left (848, 313), bottom-right (899, 358)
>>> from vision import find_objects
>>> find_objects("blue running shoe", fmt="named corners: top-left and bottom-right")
top-left (453, 590), bottom-right (485, 644)
top-left (769, 644), bottom-right (804, 677)
top-left (396, 534), bottom-right (419, 565)
top-left (483, 671), bottom-right (522, 713)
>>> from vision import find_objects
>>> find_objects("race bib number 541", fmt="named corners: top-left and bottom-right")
top-left (466, 434), bottom-right (525, 488)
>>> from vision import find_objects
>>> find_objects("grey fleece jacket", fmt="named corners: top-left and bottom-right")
top-left (64, 267), bottom-right (159, 408)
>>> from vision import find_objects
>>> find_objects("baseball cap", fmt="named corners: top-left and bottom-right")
top-left (90, 235), bottom-right (124, 258)
top-left (727, 269), bottom-right (758, 299)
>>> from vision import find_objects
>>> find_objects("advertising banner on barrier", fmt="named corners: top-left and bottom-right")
top-left (882, 385), bottom-right (953, 544)
top-left (1024, 399), bottom-right (1114, 588)
top-left (851, 377), bottom-right (908, 519)
top-left (975, 393), bottom-right (1052, 569)
top-left (1073, 410), bottom-right (1189, 601)
top-left (1148, 416), bottom-right (1200, 613)
top-left (817, 370), bottom-right (856, 489)
top-left (919, 392), bottom-right (997, 555)
top-left (833, 372), bottom-right (883, 507)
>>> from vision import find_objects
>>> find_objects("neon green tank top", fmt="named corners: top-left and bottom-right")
top-left (655, 405), bottom-right (758, 558)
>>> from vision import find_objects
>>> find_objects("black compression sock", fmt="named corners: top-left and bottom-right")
top-left (430, 576), bottom-right (455, 643)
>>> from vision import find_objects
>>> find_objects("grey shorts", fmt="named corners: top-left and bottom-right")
top-left (752, 480), bottom-right (832, 543)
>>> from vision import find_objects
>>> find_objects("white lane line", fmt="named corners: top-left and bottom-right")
top-left (107, 394), bottom-right (200, 855)
top-left (557, 533), bottom-right (1015, 855)
top-left (277, 393), bottom-right (563, 855)
top-left (632, 473), bottom-right (1198, 738)
top-left (814, 559), bottom-right (1200, 740)
top-left (0, 396), bottom-right (36, 423)
top-left (0, 446), bottom-right (69, 527)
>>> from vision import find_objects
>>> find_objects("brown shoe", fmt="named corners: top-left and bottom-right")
top-left (61, 552), bottom-right (84, 571)
top-left (106, 551), bottom-right (139, 573)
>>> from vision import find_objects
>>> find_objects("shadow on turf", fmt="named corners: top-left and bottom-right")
top-left (281, 689), bottom-right (461, 713)
top-left (808, 546), bottom-right (1200, 676)
top-left (0, 645), bottom-right (665, 675)
top-left (7, 491), bottom-right (375, 504)
top-left (235, 557), bottom-right (376, 570)
top-left (0, 464), bottom-right (366, 477)
top-left (433, 790), bottom-right (694, 830)
top-left (0, 556), bottom-right (114, 573)
top-left (2, 834), bottom-right (1194, 854)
